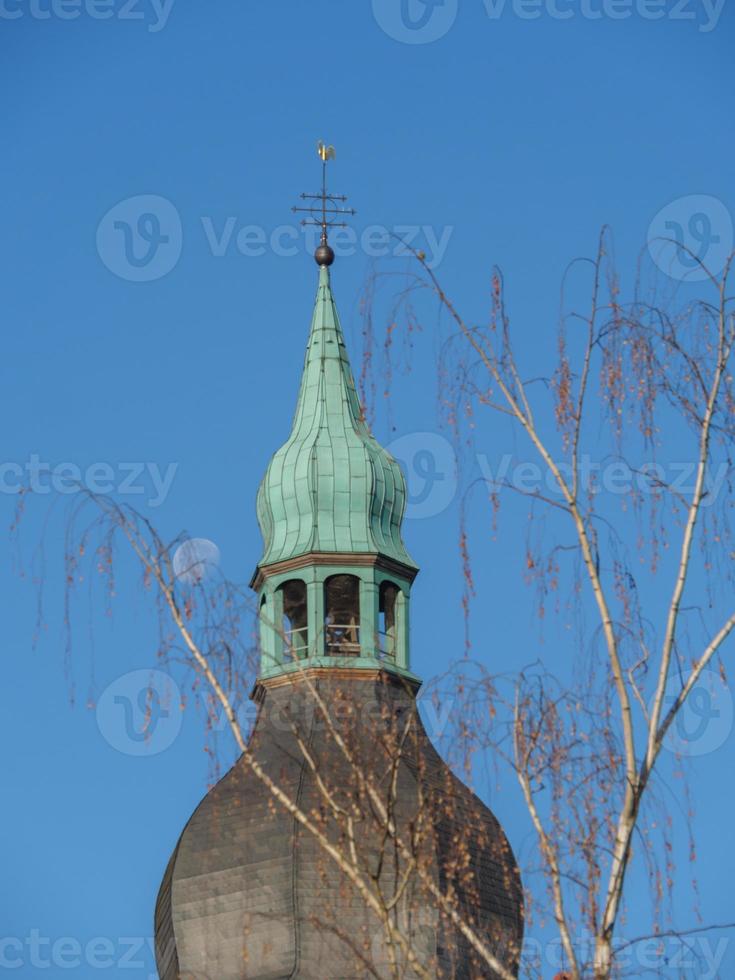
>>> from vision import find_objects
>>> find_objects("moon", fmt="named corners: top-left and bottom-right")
top-left (173, 538), bottom-right (221, 585)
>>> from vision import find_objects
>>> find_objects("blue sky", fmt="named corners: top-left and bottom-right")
top-left (1, 2), bottom-right (734, 976)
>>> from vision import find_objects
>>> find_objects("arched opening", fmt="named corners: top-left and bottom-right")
top-left (259, 593), bottom-right (269, 655)
top-left (324, 574), bottom-right (360, 656)
top-left (278, 579), bottom-right (308, 661)
top-left (379, 581), bottom-right (399, 659)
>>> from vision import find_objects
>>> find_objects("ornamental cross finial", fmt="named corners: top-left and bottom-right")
top-left (292, 140), bottom-right (356, 266)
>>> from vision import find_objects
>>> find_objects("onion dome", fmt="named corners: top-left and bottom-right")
top-left (255, 265), bottom-right (416, 572)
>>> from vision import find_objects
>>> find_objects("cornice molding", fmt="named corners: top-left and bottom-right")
top-left (250, 550), bottom-right (419, 591)
top-left (251, 665), bottom-right (422, 703)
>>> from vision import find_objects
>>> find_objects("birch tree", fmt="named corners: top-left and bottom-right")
top-left (360, 229), bottom-right (735, 977)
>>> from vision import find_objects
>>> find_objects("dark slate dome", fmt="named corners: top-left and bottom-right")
top-left (155, 671), bottom-right (523, 979)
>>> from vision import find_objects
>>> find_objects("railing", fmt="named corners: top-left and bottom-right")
top-left (284, 624), bottom-right (395, 660)
top-left (377, 630), bottom-right (396, 660)
top-left (283, 627), bottom-right (308, 661)
top-left (325, 623), bottom-right (361, 656)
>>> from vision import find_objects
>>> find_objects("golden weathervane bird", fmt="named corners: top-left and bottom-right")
top-left (317, 140), bottom-right (336, 162)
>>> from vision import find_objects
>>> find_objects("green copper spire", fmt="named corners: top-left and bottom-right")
top-left (253, 152), bottom-right (418, 681)
top-left (256, 265), bottom-right (417, 571)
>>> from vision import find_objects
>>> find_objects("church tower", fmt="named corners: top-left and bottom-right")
top-left (154, 155), bottom-right (523, 979)
top-left (254, 260), bottom-right (418, 684)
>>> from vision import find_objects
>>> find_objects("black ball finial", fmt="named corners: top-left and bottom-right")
top-left (315, 241), bottom-right (335, 267)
